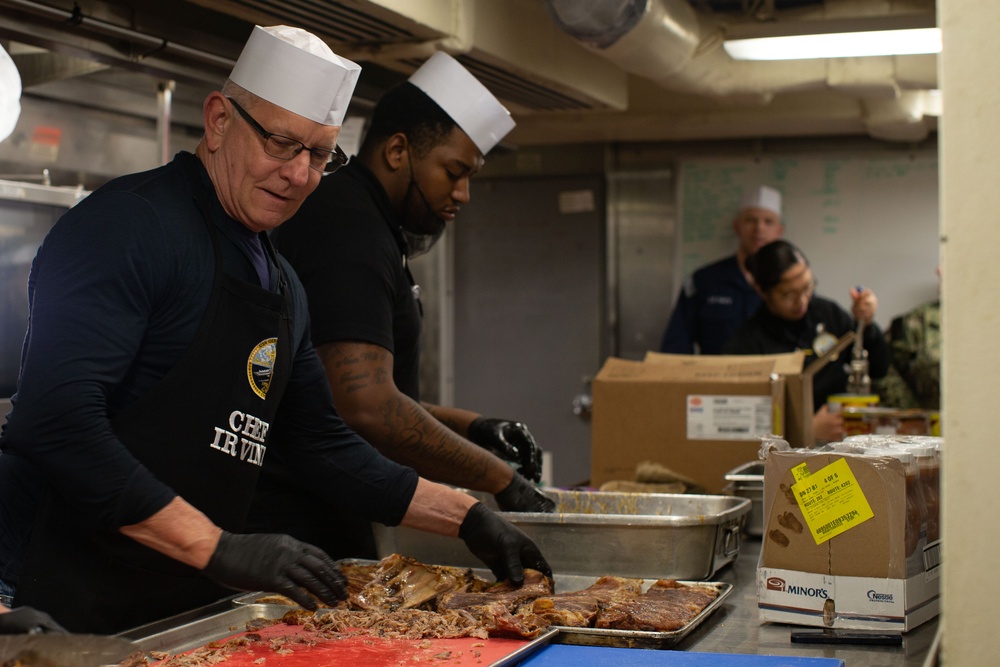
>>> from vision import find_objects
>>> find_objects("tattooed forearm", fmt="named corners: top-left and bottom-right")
top-left (316, 340), bottom-right (510, 493)
top-left (374, 398), bottom-right (492, 485)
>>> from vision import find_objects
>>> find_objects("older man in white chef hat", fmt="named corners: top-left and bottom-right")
top-left (659, 184), bottom-right (786, 355)
top-left (265, 51), bottom-right (555, 563)
top-left (0, 28), bottom-right (548, 635)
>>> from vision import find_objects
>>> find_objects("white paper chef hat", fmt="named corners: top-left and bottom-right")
top-left (741, 185), bottom-right (782, 217)
top-left (408, 52), bottom-right (515, 154)
top-left (229, 25), bottom-right (361, 126)
top-left (0, 43), bottom-right (21, 143)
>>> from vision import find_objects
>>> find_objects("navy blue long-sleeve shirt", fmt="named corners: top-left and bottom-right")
top-left (0, 152), bottom-right (418, 537)
top-left (660, 255), bottom-right (761, 355)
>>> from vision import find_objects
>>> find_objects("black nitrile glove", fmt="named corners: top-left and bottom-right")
top-left (468, 417), bottom-right (543, 483)
top-left (0, 606), bottom-right (67, 634)
top-left (459, 502), bottom-right (552, 585)
top-left (495, 473), bottom-right (556, 513)
top-left (202, 531), bottom-right (347, 610)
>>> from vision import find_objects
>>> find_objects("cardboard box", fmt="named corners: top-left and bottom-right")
top-left (757, 449), bottom-right (940, 632)
top-left (590, 353), bottom-right (803, 493)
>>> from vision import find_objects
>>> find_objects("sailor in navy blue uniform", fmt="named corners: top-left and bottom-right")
top-left (660, 185), bottom-right (785, 354)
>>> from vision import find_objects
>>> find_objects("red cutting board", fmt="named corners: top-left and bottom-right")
top-left (152, 621), bottom-right (535, 667)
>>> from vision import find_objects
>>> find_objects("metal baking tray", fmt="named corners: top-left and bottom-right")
top-left (121, 602), bottom-right (288, 655)
top-left (234, 566), bottom-right (733, 650)
top-left (551, 574), bottom-right (733, 649)
top-left (121, 602), bottom-right (558, 666)
top-left (724, 460), bottom-right (765, 537)
top-left (373, 489), bottom-right (750, 580)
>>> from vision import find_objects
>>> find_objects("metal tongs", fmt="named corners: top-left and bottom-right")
top-left (845, 292), bottom-right (871, 395)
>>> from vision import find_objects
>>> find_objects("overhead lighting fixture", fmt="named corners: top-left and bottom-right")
top-left (723, 14), bottom-right (940, 61)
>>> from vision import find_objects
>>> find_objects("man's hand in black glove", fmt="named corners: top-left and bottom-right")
top-left (495, 473), bottom-right (556, 513)
top-left (0, 606), bottom-right (67, 634)
top-left (459, 502), bottom-right (552, 585)
top-left (202, 532), bottom-right (347, 610)
top-left (468, 417), bottom-right (543, 483)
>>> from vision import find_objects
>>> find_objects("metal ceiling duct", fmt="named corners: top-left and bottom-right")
top-left (542, 0), bottom-right (939, 141)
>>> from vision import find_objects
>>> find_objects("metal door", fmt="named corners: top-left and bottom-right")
top-left (452, 176), bottom-right (604, 487)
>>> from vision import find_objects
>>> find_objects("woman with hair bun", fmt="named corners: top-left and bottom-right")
top-left (723, 240), bottom-right (890, 443)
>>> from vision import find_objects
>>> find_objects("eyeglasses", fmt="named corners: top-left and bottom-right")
top-left (773, 279), bottom-right (817, 305)
top-left (226, 97), bottom-right (349, 174)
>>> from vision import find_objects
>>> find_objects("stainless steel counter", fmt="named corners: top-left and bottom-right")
top-left (673, 537), bottom-right (939, 665)
top-left (120, 537), bottom-right (939, 665)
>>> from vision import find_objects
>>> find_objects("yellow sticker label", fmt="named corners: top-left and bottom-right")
top-left (791, 457), bottom-right (875, 545)
top-left (791, 462), bottom-right (812, 483)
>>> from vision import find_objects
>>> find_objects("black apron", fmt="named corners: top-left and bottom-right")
top-left (15, 190), bottom-right (293, 634)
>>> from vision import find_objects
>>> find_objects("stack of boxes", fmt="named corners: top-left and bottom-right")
top-left (589, 344), bottom-right (941, 632)
top-left (756, 439), bottom-right (941, 631)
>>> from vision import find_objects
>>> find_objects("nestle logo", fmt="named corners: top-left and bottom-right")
top-left (766, 577), bottom-right (785, 591)
top-left (867, 590), bottom-right (894, 603)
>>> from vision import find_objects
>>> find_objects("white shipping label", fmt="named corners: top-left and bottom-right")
top-left (686, 395), bottom-right (772, 440)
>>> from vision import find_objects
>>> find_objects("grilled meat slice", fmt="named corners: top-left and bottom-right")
top-left (517, 575), bottom-right (644, 627)
top-left (352, 554), bottom-right (488, 612)
top-left (437, 569), bottom-right (554, 612)
top-left (595, 579), bottom-right (719, 632)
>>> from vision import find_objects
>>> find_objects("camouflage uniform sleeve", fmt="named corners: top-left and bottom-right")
top-left (874, 301), bottom-right (941, 410)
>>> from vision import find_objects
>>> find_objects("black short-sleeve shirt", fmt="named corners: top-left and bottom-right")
top-left (273, 162), bottom-right (423, 399)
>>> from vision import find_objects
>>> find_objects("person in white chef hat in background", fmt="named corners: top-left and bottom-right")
top-left (265, 51), bottom-right (556, 563)
top-left (0, 27), bottom-right (549, 635)
top-left (659, 184), bottom-right (786, 355)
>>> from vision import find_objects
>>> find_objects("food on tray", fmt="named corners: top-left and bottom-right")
top-left (134, 555), bottom-right (724, 665)
top-left (525, 575), bottom-right (643, 627)
top-left (349, 553), bottom-right (491, 611)
top-left (440, 571), bottom-right (720, 636)
top-left (596, 578), bottom-right (719, 632)
top-left (138, 610), bottom-right (502, 667)
top-left (248, 554), bottom-right (720, 639)
top-left (437, 568), bottom-right (554, 612)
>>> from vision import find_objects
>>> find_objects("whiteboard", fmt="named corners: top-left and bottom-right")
top-left (677, 153), bottom-right (940, 328)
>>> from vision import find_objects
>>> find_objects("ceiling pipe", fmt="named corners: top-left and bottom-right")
top-left (542, 0), bottom-right (831, 101)
top-left (542, 0), bottom-right (939, 139)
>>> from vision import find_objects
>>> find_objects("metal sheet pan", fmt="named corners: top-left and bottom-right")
top-left (123, 602), bottom-right (288, 655)
top-left (549, 575), bottom-right (733, 650)
top-left (725, 461), bottom-right (765, 537)
top-left (122, 602), bottom-right (558, 667)
top-left (374, 490), bottom-right (750, 580)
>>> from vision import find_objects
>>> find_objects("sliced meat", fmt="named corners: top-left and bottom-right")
top-left (595, 579), bottom-right (719, 632)
top-left (645, 579), bottom-right (718, 611)
top-left (352, 554), bottom-right (488, 612)
top-left (522, 594), bottom-right (600, 627)
top-left (437, 569), bottom-right (554, 612)
top-left (515, 575), bottom-right (644, 628)
top-left (441, 600), bottom-right (551, 639)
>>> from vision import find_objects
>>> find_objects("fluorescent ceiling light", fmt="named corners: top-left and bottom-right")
top-left (724, 27), bottom-right (942, 60)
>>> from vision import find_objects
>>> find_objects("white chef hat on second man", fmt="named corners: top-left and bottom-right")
top-left (229, 25), bottom-right (361, 126)
top-left (741, 185), bottom-right (782, 217)
top-left (408, 52), bottom-right (515, 155)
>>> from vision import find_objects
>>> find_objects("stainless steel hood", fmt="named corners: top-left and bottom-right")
top-left (0, 0), bottom-right (939, 150)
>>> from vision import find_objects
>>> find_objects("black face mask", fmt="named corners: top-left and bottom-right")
top-left (399, 156), bottom-right (446, 259)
